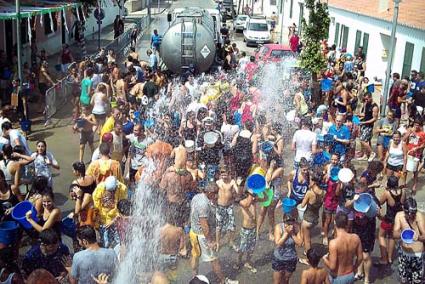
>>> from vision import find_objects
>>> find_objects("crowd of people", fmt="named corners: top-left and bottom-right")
top-left (0, 15), bottom-right (424, 284)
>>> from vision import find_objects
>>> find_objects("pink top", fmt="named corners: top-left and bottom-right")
top-left (324, 180), bottom-right (338, 210)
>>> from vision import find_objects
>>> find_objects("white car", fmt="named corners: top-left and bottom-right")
top-left (243, 17), bottom-right (272, 46)
top-left (233, 15), bottom-right (249, 32)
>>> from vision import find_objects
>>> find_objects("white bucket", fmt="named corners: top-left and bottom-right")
top-left (184, 140), bottom-right (195, 153)
top-left (406, 155), bottom-right (420, 172)
top-left (297, 204), bottom-right (307, 222)
top-left (204, 132), bottom-right (219, 148)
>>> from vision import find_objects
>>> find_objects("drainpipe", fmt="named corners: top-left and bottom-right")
top-left (381, 0), bottom-right (401, 117)
top-left (16, 0), bottom-right (23, 83)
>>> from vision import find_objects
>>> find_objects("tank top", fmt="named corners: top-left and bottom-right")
top-left (182, 120), bottom-right (197, 141)
top-left (38, 215), bottom-right (62, 238)
top-left (388, 141), bottom-right (404, 167)
top-left (362, 102), bottom-right (378, 127)
top-left (0, 159), bottom-right (13, 185)
top-left (273, 223), bottom-right (297, 261)
top-left (298, 93), bottom-right (308, 115)
top-left (384, 190), bottom-right (402, 223)
top-left (303, 189), bottom-right (324, 223)
top-left (92, 92), bottom-right (107, 115)
top-left (324, 179), bottom-right (339, 210)
top-left (336, 94), bottom-right (347, 114)
top-left (234, 133), bottom-right (252, 162)
top-left (76, 178), bottom-right (96, 195)
top-left (291, 170), bottom-right (309, 201)
top-left (0, 269), bottom-right (14, 284)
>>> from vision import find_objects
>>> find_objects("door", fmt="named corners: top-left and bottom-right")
top-left (5, 20), bottom-right (13, 58)
top-left (402, 42), bottom-right (414, 78)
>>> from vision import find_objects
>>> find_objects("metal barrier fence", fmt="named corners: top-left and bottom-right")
top-left (45, 15), bottom-right (151, 120)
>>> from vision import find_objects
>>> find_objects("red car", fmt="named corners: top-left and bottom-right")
top-left (254, 44), bottom-right (296, 63)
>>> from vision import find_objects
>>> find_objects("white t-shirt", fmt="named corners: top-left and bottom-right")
top-left (292, 129), bottom-right (317, 162)
top-left (9, 129), bottom-right (31, 155)
top-left (221, 124), bottom-right (240, 151)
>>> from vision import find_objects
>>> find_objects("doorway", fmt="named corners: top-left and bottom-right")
top-left (5, 20), bottom-right (14, 58)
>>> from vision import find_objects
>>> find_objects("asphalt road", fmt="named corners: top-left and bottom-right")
top-left (24, 3), bottom-right (425, 283)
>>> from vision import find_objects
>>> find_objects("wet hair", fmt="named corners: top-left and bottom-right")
top-left (1, 121), bottom-right (12, 131)
top-left (85, 67), bottom-right (94, 77)
top-left (77, 225), bottom-right (97, 244)
top-left (99, 143), bottom-right (111, 156)
top-left (13, 145), bottom-right (25, 155)
top-left (41, 190), bottom-right (55, 201)
top-left (117, 199), bottom-right (132, 216)
top-left (2, 144), bottom-right (13, 158)
top-left (39, 228), bottom-right (59, 245)
top-left (414, 118), bottom-right (424, 126)
top-left (403, 197), bottom-right (417, 215)
top-left (244, 120), bottom-right (254, 132)
top-left (72, 161), bottom-right (86, 177)
top-left (299, 157), bottom-right (309, 169)
top-left (311, 166), bottom-right (324, 184)
top-left (301, 117), bottom-right (312, 129)
top-left (27, 269), bottom-right (57, 284)
top-left (335, 212), bottom-right (348, 229)
top-left (31, 176), bottom-right (50, 195)
top-left (387, 175), bottom-right (399, 189)
top-left (393, 73), bottom-right (400, 80)
top-left (367, 160), bottom-right (384, 175)
top-left (306, 247), bottom-right (321, 268)
top-left (250, 56), bottom-right (255, 62)
top-left (0, 247), bottom-right (21, 275)
top-left (36, 140), bottom-right (47, 155)
top-left (0, 170), bottom-right (8, 189)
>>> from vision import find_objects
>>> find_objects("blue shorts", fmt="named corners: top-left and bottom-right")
top-left (272, 257), bottom-right (297, 272)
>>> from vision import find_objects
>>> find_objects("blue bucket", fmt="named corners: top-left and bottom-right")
top-left (367, 84), bottom-right (375, 93)
top-left (11, 201), bottom-right (38, 229)
top-left (144, 118), bottom-right (155, 129)
top-left (123, 121), bottom-right (134, 135)
top-left (246, 174), bottom-right (266, 194)
top-left (0, 221), bottom-right (19, 245)
top-left (20, 119), bottom-right (31, 132)
top-left (324, 134), bottom-right (334, 146)
top-left (353, 193), bottom-right (378, 218)
top-left (330, 167), bottom-right (340, 182)
top-left (401, 229), bottom-right (415, 244)
top-left (61, 217), bottom-right (76, 239)
top-left (321, 78), bottom-right (333, 92)
top-left (282, 198), bottom-right (297, 214)
top-left (261, 141), bottom-right (274, 154)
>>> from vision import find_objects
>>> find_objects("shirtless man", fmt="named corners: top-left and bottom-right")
top-left (322, 212), bottom-right (363, 284)
top-left (301, 247), bottom-right (330, 284)
top-left (160, 162), bottom-right (195, 227)
top-left (393, 197), bottom-right (425, 284)
top-left (159, 211), bottom-right (187, 282)
top-left (215, 168), bottom-right (239, 251)
top-left (234, 189), bottom-right (257, 273)
top-left (170, 142), bottom-right (187, 171)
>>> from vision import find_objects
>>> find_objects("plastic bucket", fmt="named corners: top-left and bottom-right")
top-left (123, 121), bottom-right (134, 135)
top-left (401, 229), bottom-right (415, 244)
top-left (20, 119), bottom-right (31, 132)
top-left (406, 155), bottom-right (420, 172)
top-left (330, 167), bottom-right (340, 182)
top-left (11, 201), bottom-right (38, 229)
top-left (367, 84), bottom-right (375, 93)
top-left (297, 204), bottom-right (306, 221)
top-left (352, 115), bottom-right (361, 125)
top-left (204, 132), bottom-right (219, 147)
top-left (0, 221), bottom-right (19, 245)
top-left (259, 187), bottom-right (273, 207)
top-left (353, 193), bottom-right (378, 218)
top-left (61, 217), bottom-right (76, 239)
top-left (282, 198), bottom-right (296, 214)
top-left (261, 141), bottom-right (274, 154)
top-left (246, 174), bottom-right (266, 194)
top-left (321, 78), bottom-right (333, 92)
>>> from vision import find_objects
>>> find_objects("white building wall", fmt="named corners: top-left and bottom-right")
top-left (84, 0), bottom-right (122, 37)
top-left (328, 7), bottom-right (425, 80)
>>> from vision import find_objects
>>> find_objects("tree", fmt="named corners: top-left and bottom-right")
top-left (299, 0), bottom-right (330, 105)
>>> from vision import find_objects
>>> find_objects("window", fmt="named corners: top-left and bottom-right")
top-left (354, 30), bottom-right (362, 54)
top-left (420, 47), bottom-right (425, 73)
top-left (290, 0), bottom-right (294, 18)
top-left (362, 33), bottom-right (369, 59)
top-left (249, 23), bottom-right (268, 31)
top-left (270, 0), bottom-right (277, 5)
top-left (341, 25), bottom-right (349, 49)
top-left (334, 23), bottom-right (340, 45)
top-left (20, 18), bottom-right (28, 44)
top-left (44, 12), bottom-right (58, 35)
top-left (270, 50), bottom-right (292, 58)
top-left (298, 3), bottom-right (304, 34)
top-left (402, 42), bottom-right (414, 78)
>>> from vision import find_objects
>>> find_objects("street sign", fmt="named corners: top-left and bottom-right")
top-left (200, 45), bottom-right (211, 58)
top-left (94, 8), bottom-right (105, 21)
top-left (97, 20), bottom-right (102, 25)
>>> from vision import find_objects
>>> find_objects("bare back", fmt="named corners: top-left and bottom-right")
top-left (330, 231), bottom-right (361, 276)
top-left (159, 224), bottom-right (183, 255)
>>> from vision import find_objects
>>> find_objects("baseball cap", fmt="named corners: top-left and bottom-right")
top-left (104, 176), bottom-right (117, 191)
top-left (102, 132), bottom-right (113, 143)
top-left (190, 275), bottom-right (210, 284)
top-left (202, 116), bottom-right (215, 125)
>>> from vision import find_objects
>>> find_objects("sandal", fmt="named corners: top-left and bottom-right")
top-left (354, 273), bottom-right (364, 281)
top-left (244, 263), bottom-right (257, 273)
top-left (299, 258), bottom-right (309, 265)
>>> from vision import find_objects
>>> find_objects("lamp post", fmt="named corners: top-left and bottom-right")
top-left (16, 0), bottom-right (23, 83)
top-left (381, 0), bottom-right (401, 117)
top-left (279, 0), bottom-right (284, 44)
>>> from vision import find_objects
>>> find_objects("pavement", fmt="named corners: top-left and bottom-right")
top-left (21, 1), bottom-right (425, 284)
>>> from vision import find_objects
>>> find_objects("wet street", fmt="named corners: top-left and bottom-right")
top-left (21, 1), bottom-right (425, 283)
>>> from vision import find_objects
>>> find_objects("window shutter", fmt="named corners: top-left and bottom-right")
top-left (420, 47), bottom-right (425, 73)
top-left (334, 23), bottom-right (340, 45)
top-left (342, 26), bottom-right (349, 49)
top-left (402, 42), bottom-right (414, 78)
top-left (362, 33), bottom-right (369, 59)
top-left (354, 30), bottom-right (362, 54)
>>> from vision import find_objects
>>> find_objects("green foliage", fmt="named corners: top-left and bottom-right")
top-left (299, 0), bottom-right (330, 74)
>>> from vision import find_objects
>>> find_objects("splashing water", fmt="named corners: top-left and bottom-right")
top-left (113, 159), bottom-right (165, 284)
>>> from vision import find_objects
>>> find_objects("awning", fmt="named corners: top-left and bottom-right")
top-left (0, 0), bottom-right (80, 20)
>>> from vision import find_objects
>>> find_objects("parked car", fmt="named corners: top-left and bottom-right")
top-left (243, 16), bottom-right (272, 46)
top-left (254, 44), bottom-right (296, 63)
top-left (233, 15), bottom-right (249, 32)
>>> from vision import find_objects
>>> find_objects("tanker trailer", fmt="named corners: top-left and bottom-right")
top-left (161, 8), bottom-right (217, 74)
